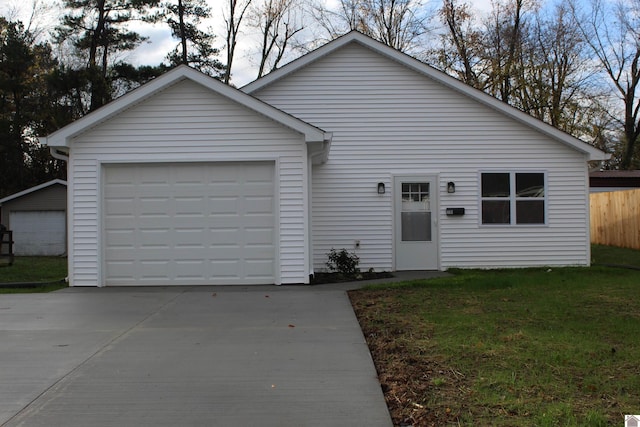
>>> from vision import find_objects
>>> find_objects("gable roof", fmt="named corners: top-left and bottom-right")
top-left (40, 65), bottom-right (331, 147)
top-left (243, 31), bottom-right (609, 162)
top-left (0, 179), bottom-right (67, 205)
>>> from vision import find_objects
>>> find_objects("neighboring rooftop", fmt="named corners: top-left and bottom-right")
top-left (590, 170), bottom-right (640, 188)
top-left (0, 179), bottom-right (67, 205)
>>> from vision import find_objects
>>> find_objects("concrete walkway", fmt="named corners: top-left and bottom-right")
top-left (0, 273), bottom-right (444, 427)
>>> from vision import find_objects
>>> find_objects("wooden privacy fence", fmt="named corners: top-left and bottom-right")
top-left (590, 189), bottom-right (640, 250)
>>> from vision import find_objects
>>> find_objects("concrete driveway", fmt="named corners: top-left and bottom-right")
top-left (0, 284), bottom-right (394, 427)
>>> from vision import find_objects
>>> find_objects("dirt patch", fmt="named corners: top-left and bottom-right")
top-left (349, 290), bottom-right (471, 426)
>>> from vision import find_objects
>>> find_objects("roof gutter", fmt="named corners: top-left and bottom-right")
top-left (41, 136), bottom-right (70, 162)
top-left (49, 147), bottom-right (69, 162)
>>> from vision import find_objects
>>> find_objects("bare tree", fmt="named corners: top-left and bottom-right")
top-left (310, 0), bottom-right (432, 54)
top-left (516, 3), bottom-right (593, 134)
top-left (433, 0), bottom-right (606, 150)
top-left (435, 0), bottom-right (535, 102)
top-left (223, 0), bottom-right (252, 84)
top-left (572, 0), bottom-right (640, 169)
top-left (1, 0), bottom-right (58, 42)
top-left (435, 0), bottom-right (484, 88)
top-left (481, 0), bottom-right (536, 104)
top-left (249, 0), bottom-right (304, 79)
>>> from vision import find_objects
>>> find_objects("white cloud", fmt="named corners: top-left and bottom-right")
top-left (125, 23), bottom-right (174, 66)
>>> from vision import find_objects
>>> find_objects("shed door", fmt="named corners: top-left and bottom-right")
top-left (103, 162), bottom-right (276, 285)
top-left (394, 176), bottom-right (438, 270)
top-left (10, 211), bottom-right (66, 256)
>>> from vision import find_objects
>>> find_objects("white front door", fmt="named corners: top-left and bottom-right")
top-left (394, 176), bottom-right (438, 270)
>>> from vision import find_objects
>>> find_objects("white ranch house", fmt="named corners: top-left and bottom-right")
top-left (41, 32), bottom-right (608, 286)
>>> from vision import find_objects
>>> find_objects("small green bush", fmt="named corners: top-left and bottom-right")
top-left (326, 248), bottom-right (360, 277)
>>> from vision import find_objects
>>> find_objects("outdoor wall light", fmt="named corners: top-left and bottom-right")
top-left (377, 182), bottom-right (386, 194)
top-left (447, 181), bottom-right (456, 193)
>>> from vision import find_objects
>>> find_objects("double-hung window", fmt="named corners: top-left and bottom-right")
top-left (481, 172), bottom-right (546, 225)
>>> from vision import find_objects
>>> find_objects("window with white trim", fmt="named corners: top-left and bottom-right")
top-left (481, 172), bottom-right (546, 225)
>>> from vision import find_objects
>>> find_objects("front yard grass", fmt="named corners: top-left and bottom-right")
top-left (591, 244), bottom-right (640, 267)
top-left (350, 257), bottom-right (640, 426)
top-left (0, 256), bottom-right (67, 293)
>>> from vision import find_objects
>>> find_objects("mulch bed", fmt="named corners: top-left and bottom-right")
top-left (310, 271), bottom-right (394, 284)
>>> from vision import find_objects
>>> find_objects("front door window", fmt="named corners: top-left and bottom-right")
top-left (401, 182), bottom-right (431, 241)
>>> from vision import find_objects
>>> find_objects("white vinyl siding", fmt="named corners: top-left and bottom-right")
top-left (10, 211), bottom-right (66, 256)
top-left (251, 42), bottom-right (591, 270)
top-left (68, 79), bottom-right (308, 286)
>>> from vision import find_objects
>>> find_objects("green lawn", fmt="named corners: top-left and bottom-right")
top-left (0, 256), bottom-right (67, 293)
top-left (591, 244), bottom-right (640, 267)
top-left (350, 252), bottom-right (640, 426)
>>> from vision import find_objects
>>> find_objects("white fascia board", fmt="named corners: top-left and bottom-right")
top-left (308, 133), bottom-right (333, 164)
top-left (0, 179), bottom-right (67, 205)
top-left (243, 31), bottom-right (609, 162)
top-left (40, 65), bottom-right (330, 147)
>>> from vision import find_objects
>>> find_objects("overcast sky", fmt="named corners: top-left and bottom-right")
top-left (1, 0), bottom-right (494, 87)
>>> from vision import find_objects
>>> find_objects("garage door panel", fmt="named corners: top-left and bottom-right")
top-left (174, 196), bottom-right (206, 214)
top-left (210, 260), bottom-right (241, 277)
top-left (244, 252), bottom-right (273, 264)
top-left (105, 194), bottom-right (135, 207)
top-left (174, 260), bottom-right (207, 281)
top-left (245, 228), bottom-right (274, 245)
top-left (209, 196), bottom-right (239, 214)
top-left (137, 168), bottom-right (168, 184)
top-left (173, 229), bottom-right (206, 248)
top-left (104, 162), bottom-right (276, 285)
top-left (245, 260), bottom-right (275, 277)
top-left (242, 216), bottom-right (274, 227)
top-left (209, 228), bottom-right (241, 244)
top-left (139, 260), bottom-right (172, 280)
top-left (244, 165), bottom-right (274, 181)
top-left (245, 196), bottom-right (274, 214)
top-left (138, 229), bottom-right (172, 248)
top-left (174, 167), bottom-right (207, 183)
top-left (105, 260), bottom-right (135, 282)
top-left (104, 229), bottom-right (135, 248)
top-left (139, 196), bottom-right (171, 213)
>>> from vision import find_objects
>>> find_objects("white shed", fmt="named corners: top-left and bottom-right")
top-left (0, 180), bottom-right (67, 256)
top-left (41, 32), bottom-right (607, 286)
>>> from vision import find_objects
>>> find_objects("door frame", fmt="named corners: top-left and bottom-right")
top-left (393, 174), bottom-right (440, 271)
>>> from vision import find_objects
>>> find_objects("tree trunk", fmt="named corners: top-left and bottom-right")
top-left (178, 0), bottom-right (188, 64)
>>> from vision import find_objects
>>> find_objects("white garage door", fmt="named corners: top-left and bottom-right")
top-left (103, 162), bottom-right (276, 285)
top-left (10, 211), bottom-right (66, 256)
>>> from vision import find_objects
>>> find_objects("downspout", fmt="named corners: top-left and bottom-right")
top-left (306, 134), bottom-right (332, 282)
top-left (45, 140), bottom-right (70, 283)
top-left (307, 155), bottom-right (314, 283)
